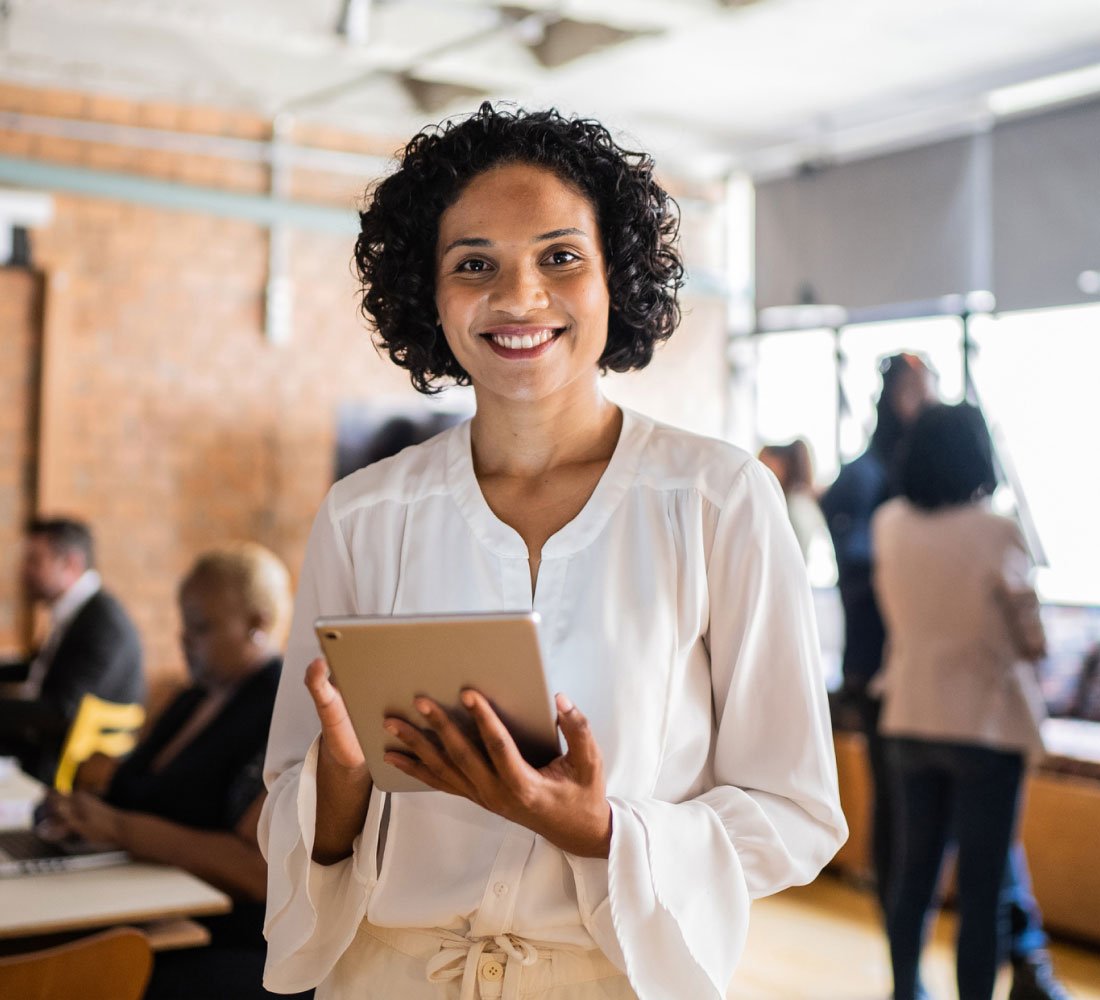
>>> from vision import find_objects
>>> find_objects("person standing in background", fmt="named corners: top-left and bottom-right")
top-left (821, 359), bottom-right (1068, 1000)
top-left (820, 353), bottom-right (935, 921)
top-left (872, 403), bottom-right (1054, 1000)
top-left (758, 438), bottom-right (836, 588)
top-left (0, 517), bottom-right (145, 781)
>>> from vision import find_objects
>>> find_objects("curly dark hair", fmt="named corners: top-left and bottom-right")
top-left (354, 102), bottom-right (684, 394)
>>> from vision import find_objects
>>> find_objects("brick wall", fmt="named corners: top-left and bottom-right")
top-left (0, 269), bottom-right (41, 656)
top-left (0, 82), bottom-right (730, 710)
top-left (1, 84), bottom-right (418, 708)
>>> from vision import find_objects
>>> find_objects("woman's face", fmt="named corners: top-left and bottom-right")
top-left (434, 162), bottom-right (611, 406)
top-left (179, 579), bottom-right (256, 686)
top-left (890, 365), bottom-right (937, 428)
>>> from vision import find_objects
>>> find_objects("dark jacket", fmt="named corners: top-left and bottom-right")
top-left (820, 448), bottom-right (890, 689)
top-left (0, 588), bottom-right (144, 779)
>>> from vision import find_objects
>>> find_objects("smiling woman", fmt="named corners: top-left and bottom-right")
top-left (354, 102), bottom-right (682, 396)
top-left (259, 103), bottom-right (847, 1000)
top-left (433, 163), bottom-right (612, 411)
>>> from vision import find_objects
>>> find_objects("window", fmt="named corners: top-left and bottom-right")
top-left (753, 328), bottom-right (838, 486)
top-left (971, 303), bottom-right (1100, 604)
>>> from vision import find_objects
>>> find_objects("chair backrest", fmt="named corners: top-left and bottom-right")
top-left (53, 693), bottom-right (146, 793)
top-left (0, 927), bottom-right (152, 1000)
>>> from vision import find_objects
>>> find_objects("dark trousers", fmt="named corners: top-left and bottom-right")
top-left (884, 737), bottom-right (1025, 1000)
top-left (852, 692), bottom-right (1047, 959)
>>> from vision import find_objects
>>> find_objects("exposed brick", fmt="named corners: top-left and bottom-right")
top-left (0, 80), bottom-right (727, 694)
top-left (84, 92), bottom-right (144, 126)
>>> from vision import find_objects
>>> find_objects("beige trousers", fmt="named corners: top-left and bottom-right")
top-left (320, 921), bottom-right (637, 1000)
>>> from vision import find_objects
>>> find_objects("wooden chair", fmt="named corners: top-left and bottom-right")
top-left (0, 927), bottom-right (152, 1000)
top-left (52, 693), bottom-right (145, 794)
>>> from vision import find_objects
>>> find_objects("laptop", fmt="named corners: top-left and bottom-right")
top-left (0, 825), bottom-right (129, 878)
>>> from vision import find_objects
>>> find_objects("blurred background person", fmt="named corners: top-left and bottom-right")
top-left (820, 353), bottom-right (936, 920)
top-left (758, 438), bottom-right (836, 588)
top-left (872, 403), bottom-right (1053, 1000)
top-left (0, 517), bottom-right (144, 782)
top-left (52, 541), bottom-right (309, 1000)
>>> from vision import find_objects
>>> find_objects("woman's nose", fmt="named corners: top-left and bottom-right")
top-left (488, 262), bottom-right (549, 314)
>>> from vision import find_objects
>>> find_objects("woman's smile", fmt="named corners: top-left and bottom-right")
top-left (482, 324), bottom-right (564, 358)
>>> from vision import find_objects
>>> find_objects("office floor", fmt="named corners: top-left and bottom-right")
top-left (727, 873), bottom-right (1100, 999)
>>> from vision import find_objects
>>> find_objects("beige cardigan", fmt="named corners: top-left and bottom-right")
top-left (871, 498), bottom-right (1047, 761)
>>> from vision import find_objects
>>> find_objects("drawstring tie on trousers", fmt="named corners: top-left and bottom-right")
top-left (425, 931), bottom-right (539, 1000)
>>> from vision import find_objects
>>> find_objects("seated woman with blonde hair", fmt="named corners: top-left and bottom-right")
top-left (54, 541), bottom-right (309, 1000)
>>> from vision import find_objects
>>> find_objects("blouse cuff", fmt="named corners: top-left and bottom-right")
top-left (597, 796), bottom-right (751, 1000)
top-left (261, 735), bottom-right (377, 993)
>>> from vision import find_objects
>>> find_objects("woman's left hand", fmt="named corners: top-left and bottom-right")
top-left (384, 691), bottom-right (612, 858)
top-left (51, 791), bottom-right (126, 847)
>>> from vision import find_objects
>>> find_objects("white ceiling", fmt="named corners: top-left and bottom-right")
top-left (3, 0), bottom-right (1100, 178)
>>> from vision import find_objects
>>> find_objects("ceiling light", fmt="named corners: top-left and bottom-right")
top-left (988, 63), bottom-right (1100, 117)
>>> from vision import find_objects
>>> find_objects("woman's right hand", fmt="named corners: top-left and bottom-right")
top-left (305, 657), bottom-right (366, 771)
top-left (306, 657), bottom-right (373, 864)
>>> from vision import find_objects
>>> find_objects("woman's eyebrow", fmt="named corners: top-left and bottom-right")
top-left (440, 236), bottom-right (492, 255)
top-left (440, 227), bottom-right (589, 256)
top-left (533, 227), bottom-right (586, 241)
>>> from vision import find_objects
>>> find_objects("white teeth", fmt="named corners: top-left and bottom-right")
top-left (490, 329), bottom-right (556, 350)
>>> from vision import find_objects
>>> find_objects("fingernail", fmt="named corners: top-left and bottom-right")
top-left (415, 698), bottom-right (431, 715)
top-left (461, 691), bottom-right (476, 708)
top-left (383, 722), bottom-right (399, 736)
top-left (557, 693), bottom-right (574, 712)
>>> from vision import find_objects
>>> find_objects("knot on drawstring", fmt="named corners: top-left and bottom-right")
top-left (425, 932), bottom-right (539, 1000)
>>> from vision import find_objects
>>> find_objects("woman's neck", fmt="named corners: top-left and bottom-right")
top-left (469, 381), bottom-right (621, 480)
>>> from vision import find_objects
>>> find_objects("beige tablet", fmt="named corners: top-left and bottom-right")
top-left (314, 612), bottom-right (561, 793)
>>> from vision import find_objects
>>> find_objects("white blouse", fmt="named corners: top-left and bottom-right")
top-left (259, 408), bottom-right (847, 1000)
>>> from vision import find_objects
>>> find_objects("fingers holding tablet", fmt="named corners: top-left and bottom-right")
top-left (305, 657), bottom-right (366, 770)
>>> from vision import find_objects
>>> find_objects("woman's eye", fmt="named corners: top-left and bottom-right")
top-left (547, 250), bottom-right (579, 265)
top-left (456, 258), bottom-right (491, 273)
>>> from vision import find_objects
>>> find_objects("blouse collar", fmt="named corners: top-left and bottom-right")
top-left (446, 406), bottom-right (653, 559)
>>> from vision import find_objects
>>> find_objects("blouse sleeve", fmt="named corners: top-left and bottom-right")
top-left (588, 461), bottom-right (849, 1000)
top-left (258, 493), bottom-right (385, 993)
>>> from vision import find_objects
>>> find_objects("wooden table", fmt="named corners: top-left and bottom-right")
top-left (0, 760), bottom-right (231, 949)
top-left (0, 861), bottom-right (231, 942)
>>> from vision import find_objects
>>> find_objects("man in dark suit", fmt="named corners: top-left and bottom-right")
top-left (0, 517), bottom-right (144, 781)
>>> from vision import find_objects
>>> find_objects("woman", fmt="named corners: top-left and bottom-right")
top-left (55, 542), bottom-right (304, 1000)
top-left (757, 438), bottom-right (835, 586)
top-left (260, 103), bottom-right (847, 1000)
top-left (872, 403), bottom-right (1048, 1000)
top-left (820, 353), bottom-right (936, 922)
